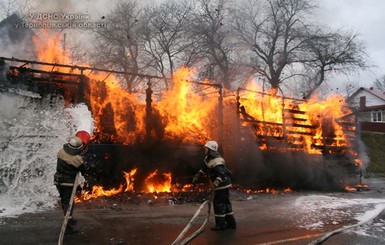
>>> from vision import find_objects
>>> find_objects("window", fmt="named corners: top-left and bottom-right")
top-left (372, 111), bottom-right (383, 122)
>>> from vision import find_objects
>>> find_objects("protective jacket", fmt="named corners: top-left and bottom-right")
top-left (54, 144), bottom-right (85, 186)
top-left (197, 152), bottom-right (232, 190)
top-left (194, 150), bottom-right (236, 230)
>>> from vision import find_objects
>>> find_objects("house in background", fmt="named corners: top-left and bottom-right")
top-left (0, 13), bottom-right (37, 59)
top-left (347, 87), bottom-right (385, 133)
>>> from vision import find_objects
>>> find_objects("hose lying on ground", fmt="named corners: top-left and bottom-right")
top-left (308, 203), bottom-right (385, 245)
top-left (171, 200), bottom-right (211, 245)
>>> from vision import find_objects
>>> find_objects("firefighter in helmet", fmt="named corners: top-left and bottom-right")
top-left (54, 136), bottom-right (86, 235)
top-left (192, 140), bottom-right (236, 231)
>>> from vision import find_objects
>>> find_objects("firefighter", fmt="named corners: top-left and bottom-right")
top-left (54, 136), bottom-right (86, 235)
top-left (192, 140), bottom-right (236, 231)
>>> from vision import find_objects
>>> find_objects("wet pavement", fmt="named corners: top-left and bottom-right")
top-left (1, 176), bottom-right (385, 245)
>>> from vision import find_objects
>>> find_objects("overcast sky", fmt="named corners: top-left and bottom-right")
top-left (314, 0), bottom-right (385, 89)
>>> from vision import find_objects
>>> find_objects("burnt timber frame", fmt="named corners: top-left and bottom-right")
top-left (0, 57), bottom-right (223, 145)
top-left (236, 87), bottom-right (357, 156)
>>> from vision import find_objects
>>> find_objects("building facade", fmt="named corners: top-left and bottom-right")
top-left (347, 87), bottom-right (385, 133)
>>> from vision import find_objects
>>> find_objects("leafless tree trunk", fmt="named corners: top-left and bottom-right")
top-left (91, 1), bottom-right (144, 92)
top-left (188, 0), bottom-right (235, 89)
top-left (372, 75), bottom-right (385, 91)
top-left (140, 0), bottom-right (193, 89)
top-left (302, 31), bottom-right (369, 99)
top-left (233, 0), bottom-right (368, 97)
top-left (233, 0), bottom-right (315, 94)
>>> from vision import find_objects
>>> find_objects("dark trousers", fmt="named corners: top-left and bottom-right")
top-left (213, 188), bottom-right (236, 229)
top-left (56, 185), bottom-right (74, 218)
top-left (213, 188), bottom-right (233, 216)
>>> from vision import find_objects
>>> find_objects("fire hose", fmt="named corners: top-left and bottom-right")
top-left (171, 200), bottom-right (212, 245)
top-left (58, 172), bottom-right (80, 245)
top-left (308, 203), bottom-right (385, 245)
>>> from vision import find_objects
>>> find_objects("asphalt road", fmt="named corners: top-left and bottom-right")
top-left (1, 177), bottom-right (385, 245)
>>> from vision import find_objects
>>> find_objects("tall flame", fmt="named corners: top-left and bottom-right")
top-left (30, 33), bottom-right (363, 198)
top-left (123, 168), bottom-right (137, 192)
top-left (156, 67), bottom-right (218, 143)
top-left (32, 35), bottom-right (221, 144)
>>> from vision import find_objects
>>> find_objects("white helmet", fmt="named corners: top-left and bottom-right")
top-left (204, 140), bottom-right (218, 151)
top-left (68, 136), bottom-right (83, 150)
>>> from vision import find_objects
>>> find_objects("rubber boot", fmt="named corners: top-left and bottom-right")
top-left (225, 214), bottom-right (236, 229)
top-left (68, 218), bottom-right (77, 226)
top-left (211, 217), bottom-right (226, 231)
top-left (65, 221), bottom-right (79, 235)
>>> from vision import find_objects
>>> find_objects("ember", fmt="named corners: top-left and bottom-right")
top-left (344, 183), bottom-right (369, 192)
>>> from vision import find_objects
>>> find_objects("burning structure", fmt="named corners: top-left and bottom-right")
top-left (0, 9), bottom-right (368, 198)
top-left (0, 54), bottom-right (364, 198)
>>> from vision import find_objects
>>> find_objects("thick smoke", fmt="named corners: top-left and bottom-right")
top-left (0, 13), bottom-right (37, 59)
top-left (230, 136), bottom-right (356, 191)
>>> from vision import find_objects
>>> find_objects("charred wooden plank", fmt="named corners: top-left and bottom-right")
top-left (286, 123), bottom-right (317, 129)
top-left (283, 108), bottom-right (307, 114)
top-left (241, 119), bottom-right (284, 127)
top-left (286, 130), bottom-right (314, 136)
top-left (284, 117), bottom-right (308, 122)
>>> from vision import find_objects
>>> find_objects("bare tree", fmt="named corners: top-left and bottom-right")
top-left (233, 0), bottom-right (315, 94)
top-left (188, 0), bottom-right (236, 89)
top-left (233, 0), bottom-right (368, 97)
top-left (83, 0), bottom-right (369, 98)
top-left (343, 80), bottom-right (359, 99)
top-left (91, 1), bottom-right (144, 92)
top-left (140, 0), bottom-right (193, 88)
top-left (0, 0), bottom-right (35, 20)
top-left (372, 75), bottom-right (385, 91)
top-left (301, 30), bottom-right (369, 99)
top-left (0, 0), bottom-right (19, 19)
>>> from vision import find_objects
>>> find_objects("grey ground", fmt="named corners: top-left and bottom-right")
top-left (1, 176), bottom-right (385, 245)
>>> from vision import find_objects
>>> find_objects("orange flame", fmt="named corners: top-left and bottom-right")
top-left (31, 34), bottom-right (364, 197)
top-left (123, 168), bottom-right (137, 192)
top-left (156, 67), bottom-right (218, 144)
top-left (33, 34), bottom-right (221, 144)
top-left (239, 83), bottom-right (356, 156)
top-left (81, 184), bottom-right (124, 201)
top-left (344, 183), bottom-right (369, 191)
top-left (77, 168), bottom-right (174, 201)
top-left (32, 31), bottom-right (71, 71)
top-left (144, 170), bottom-right (172, 193)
